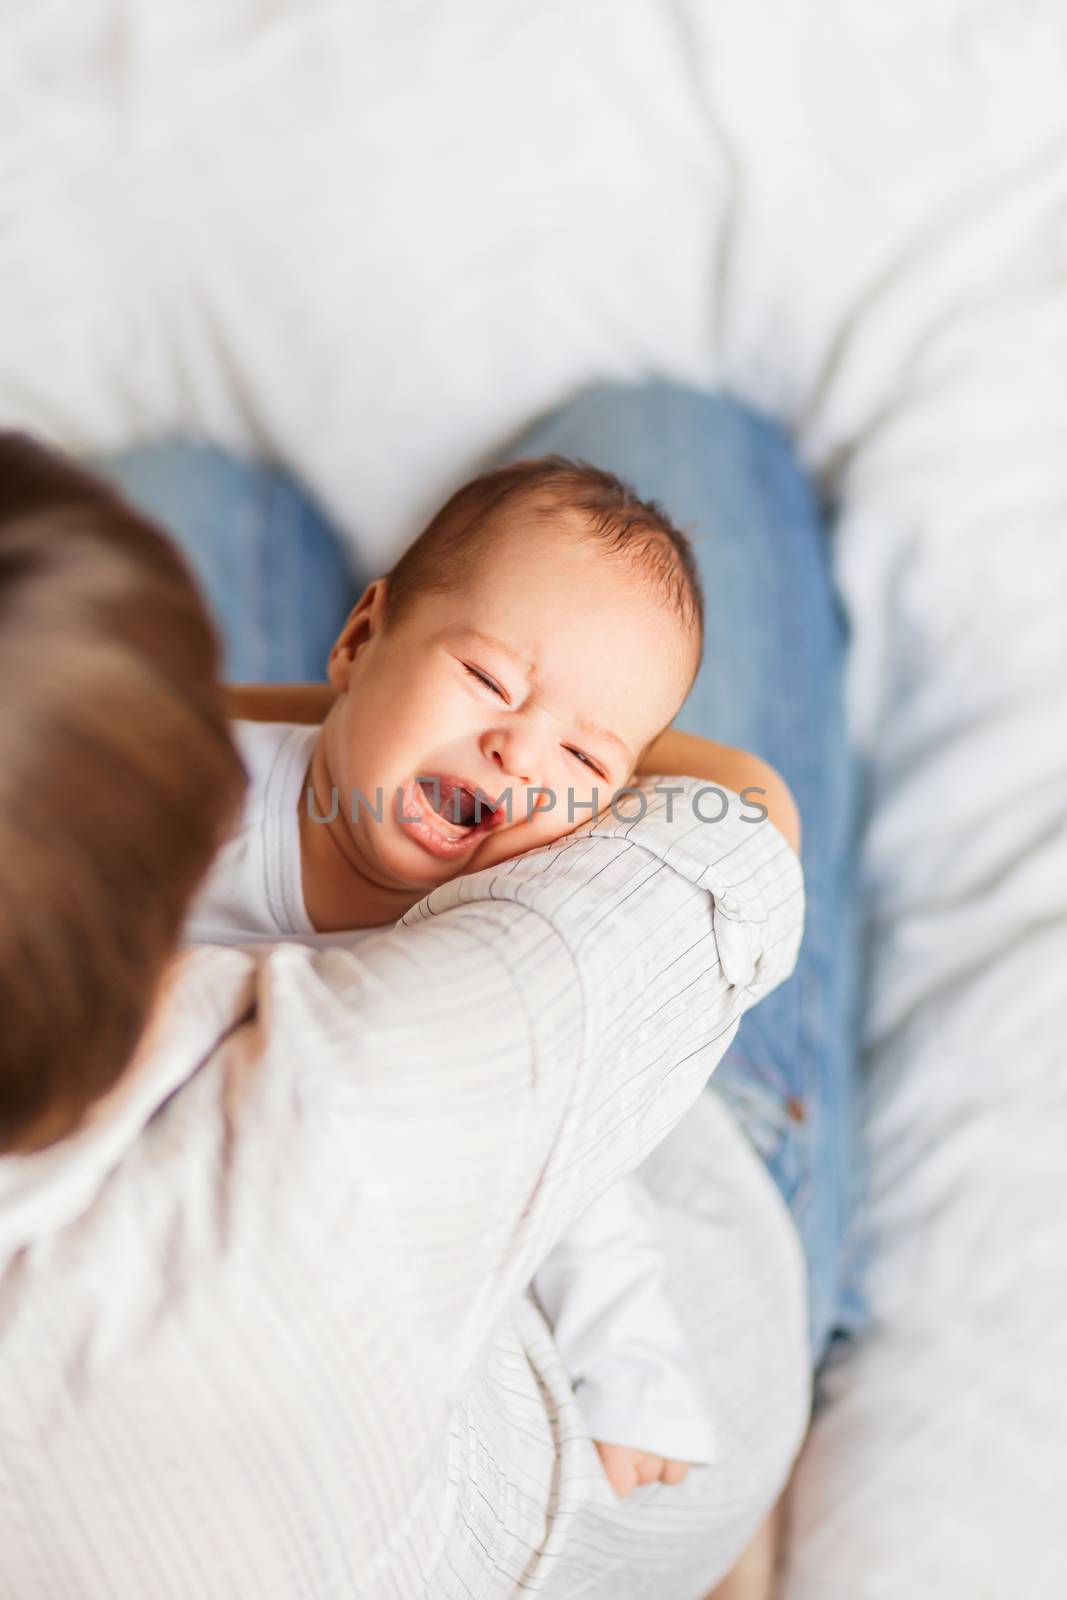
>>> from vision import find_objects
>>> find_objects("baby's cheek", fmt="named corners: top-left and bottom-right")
top-left (469, 789), bottom-right (603, 874)
top-left (536, 814), bottom-right (589, 851)
top-left (470, 818), bottom-right (549, 872)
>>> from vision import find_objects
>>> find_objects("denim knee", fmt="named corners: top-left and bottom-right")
top-left (93, 442), bottom-right (359, 681)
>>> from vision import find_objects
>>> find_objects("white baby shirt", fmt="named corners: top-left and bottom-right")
top-left (183, 720), bottom-right (335, 948)
top-left (182, 719), bottom-right (718, 1464)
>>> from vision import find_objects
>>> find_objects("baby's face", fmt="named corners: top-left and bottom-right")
top-left (321, 524), bottom-right (692, 893)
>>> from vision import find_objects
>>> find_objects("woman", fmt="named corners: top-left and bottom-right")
top-left (0, 384), bottom-right (861, 1598)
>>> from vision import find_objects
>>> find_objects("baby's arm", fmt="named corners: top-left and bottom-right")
top-left (530, 1175), bottom-right (718, 1498)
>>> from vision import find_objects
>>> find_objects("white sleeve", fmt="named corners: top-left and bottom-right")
top-left (531, 1176), bottom-right (719, 1463)
top-left (256, 776), bottom-right (804, 1397)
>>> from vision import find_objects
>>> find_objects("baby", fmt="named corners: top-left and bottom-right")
top-left (184, 455), bottom-right (732, 1495)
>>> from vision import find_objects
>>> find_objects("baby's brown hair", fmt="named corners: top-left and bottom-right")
top-left (385, 456), bottom-right (705, 695)
top-left (0, 434), bottom-right (247, 1153)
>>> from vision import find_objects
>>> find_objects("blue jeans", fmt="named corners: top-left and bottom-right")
top-left (95, 384), bottom-right (866, 1367)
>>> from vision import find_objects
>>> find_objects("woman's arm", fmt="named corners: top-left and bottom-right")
top-left (636, 729), bottom-right (802, 855)
top-left (224, 683), bottom-right (337, 723)
top-left (269, 772), bottom-right (805, 1396)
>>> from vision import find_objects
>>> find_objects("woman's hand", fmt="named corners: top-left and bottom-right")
top-left (224, 682), bottom-right (337, 724)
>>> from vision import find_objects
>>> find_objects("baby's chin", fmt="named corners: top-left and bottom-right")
top-left (392, 814), bottom-right (546, 887)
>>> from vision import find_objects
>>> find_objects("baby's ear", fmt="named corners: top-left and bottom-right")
top-left (326, 609), bottom-right (360, 684)
top-left (327, 579), bottom-right (388, 684)
top-left (326, 641), bottom-right (350, 690)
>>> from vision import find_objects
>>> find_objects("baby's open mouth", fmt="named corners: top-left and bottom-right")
top-left (417, 777), bottom-right (487, 830)
top-left (399, 774), bottom-right (503, 858)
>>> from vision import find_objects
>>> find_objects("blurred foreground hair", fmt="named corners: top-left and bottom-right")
top-left (0, 435), bottom-right (247, 1153)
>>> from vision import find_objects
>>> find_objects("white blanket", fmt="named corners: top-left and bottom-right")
top-left (2, 2), bottom-right (1065, 1593)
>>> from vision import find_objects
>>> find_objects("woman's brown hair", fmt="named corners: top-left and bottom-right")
top-left (0, 434), bottom-right (247, 1153)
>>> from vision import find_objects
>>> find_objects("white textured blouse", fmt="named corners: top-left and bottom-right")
top-left (0, 776), bottom-right (806, 1599)
top-left (183, 719), bottom-right (720, 1466)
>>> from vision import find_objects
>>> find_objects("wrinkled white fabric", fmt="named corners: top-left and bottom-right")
top-left (184, 717), bottom-right (719, 1466)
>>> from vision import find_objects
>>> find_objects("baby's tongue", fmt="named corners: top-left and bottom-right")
top-left (419, 778), bottom-right (467, 824)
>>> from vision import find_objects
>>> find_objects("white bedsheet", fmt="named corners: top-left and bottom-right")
top-left (2, 3), bottom-right (1065, 1593)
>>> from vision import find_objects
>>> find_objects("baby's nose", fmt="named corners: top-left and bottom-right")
top-left (486, 726), bottom-right (538, 789)
top-left (490, 746), bottom-right (531, 787)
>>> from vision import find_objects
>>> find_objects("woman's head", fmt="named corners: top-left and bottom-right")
top-left (0, 434), bottom-right (246, 1154)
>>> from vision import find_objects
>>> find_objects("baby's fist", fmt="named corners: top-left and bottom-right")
top-left (595, 1440), bottom-right (691, 1498)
